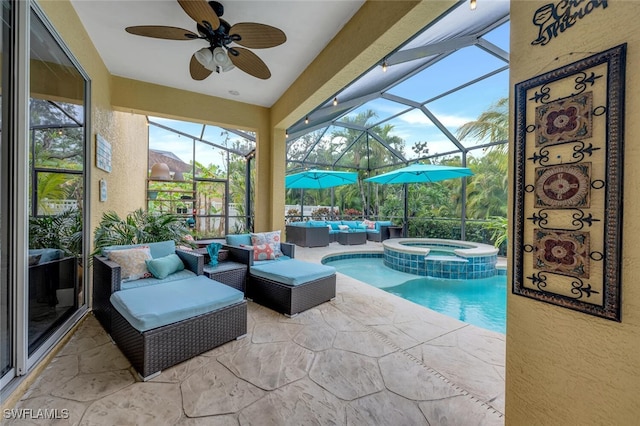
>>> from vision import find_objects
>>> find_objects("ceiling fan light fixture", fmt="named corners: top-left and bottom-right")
top-left (194, 47), bottom-right (213, 67)
top-left (207, 47), bottom-right (235, 73)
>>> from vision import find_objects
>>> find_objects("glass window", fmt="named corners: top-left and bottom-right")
top-left (148, 118), bottom-right (254, 237)
top-left (28, 7), bottom-right (87, 355)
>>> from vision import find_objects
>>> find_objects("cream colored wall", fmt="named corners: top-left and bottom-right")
top-left (507, 2), bottom-right (640, 424)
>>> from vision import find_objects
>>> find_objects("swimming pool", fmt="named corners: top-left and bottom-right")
top-left (323, 254), bottom-right (506, 333)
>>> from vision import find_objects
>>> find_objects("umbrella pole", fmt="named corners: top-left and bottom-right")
top-left (331, 187), bottom-right (335, 220)
top-left (403, 183), bottom-right (408, 237)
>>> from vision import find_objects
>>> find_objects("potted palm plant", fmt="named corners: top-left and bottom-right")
top-left (92, 208), bottom-right (195, 257)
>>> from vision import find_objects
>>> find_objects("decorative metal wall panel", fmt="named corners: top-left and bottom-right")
top-left (513, 44), bottom-right (625, 321)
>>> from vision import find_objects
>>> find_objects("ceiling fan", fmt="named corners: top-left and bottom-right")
top-left (125, 0), bottom-right (286, 81)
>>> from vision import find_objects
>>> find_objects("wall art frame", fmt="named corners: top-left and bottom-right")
top-left (513, 43), bottom-right (626, 321)
top-left (96, 134), bottom-right (112, 173)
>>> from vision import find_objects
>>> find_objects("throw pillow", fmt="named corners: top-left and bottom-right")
top-left (28, 254), bottom-right (42, 266)
top-left (107, 246), bottom-right (152, 282)
top-left (226, 233), bottom-right (252, 247)
top-left (363, 219), bottom-right (376, 229)
top-left (338, 225), bottom-right (349, 230)
top-left (251, 230), bottom-right (282, 256)
top-left (251, 244), bottom-right (276, 261)
top-left (145, 253), bottom-right (185, 279)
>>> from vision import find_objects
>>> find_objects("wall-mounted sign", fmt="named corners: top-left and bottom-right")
top-left (532, 0), bottom-right (609, 46)
top-left (96, 134), bottom-right (112, 173)
top-left (513, 44), bottom-right (626, 321)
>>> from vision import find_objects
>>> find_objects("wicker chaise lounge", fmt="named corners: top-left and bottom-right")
top-left (93, 241), bottom-right (247, 380)
top-left (224, 234), bottom-right (336, 316)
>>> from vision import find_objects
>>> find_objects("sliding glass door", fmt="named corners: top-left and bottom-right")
top-left (0, 0), bottom-right (12, 382)
top-left (1, 0), bottom-right (89, 394)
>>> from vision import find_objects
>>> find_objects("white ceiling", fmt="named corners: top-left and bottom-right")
top-left (70, 0), bottom-right (365, 107)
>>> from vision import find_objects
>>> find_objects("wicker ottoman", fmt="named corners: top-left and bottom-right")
top-left (246, 259), bottom-right (336, 316)
top-left (109, 276), bottom-right (247, 379)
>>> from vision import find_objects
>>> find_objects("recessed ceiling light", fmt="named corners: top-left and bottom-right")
top-left (228, 90), bottom-right (240, 96)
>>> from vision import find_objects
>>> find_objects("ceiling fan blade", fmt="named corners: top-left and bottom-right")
top-left (177, 0), bottom-right (220, 30)
top-left (125, 26), bottom-right (198, 40)
top-left (230, 23), bottom-right (286, 49)
top-left (229, 47), bottom-right (271, 80)
top-left (189, 54), bottom-right (213, 81)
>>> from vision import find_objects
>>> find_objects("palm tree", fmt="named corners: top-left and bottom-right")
top-left (455, 97), bottom-right (509, 219)
top-left (456, 97), bottom-right (508, 153)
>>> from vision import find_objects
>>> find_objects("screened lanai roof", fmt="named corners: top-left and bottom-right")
top-left (286, 0), bottom-right (510, 173)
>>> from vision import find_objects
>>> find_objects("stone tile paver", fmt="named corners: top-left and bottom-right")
top-left (419, 394), bottom-right (504, 426)
top-left (333, 330), bottom-right (397, 357)
top-left (238, 378), bottom-right (347, 425)
top-left (6, 396), bottom-right (87, 426)
top-left (218, 342), bottom-right (314, 390)
top-left (251, 322), bottom-right (303, 343)
top-left (407, 330), bottom-right (505, 412)
top-left (368, 323), bottom-right (420, 349)
top-left (78, 343), bottom-right (130, 374)
top-left (378, 351), bottom-right (464, 401)
top-left (293, 324), bottom-right (337, 351)
top-left (309, 349), bottom-right (384, 401)
top-left (52, 370), bottom-right (135, 401)
top-left (181, 361), bottom-right (264, 417)
top-left (81, 382), bottom-right (182, 426)
top-left (346, 390), bottom-right (427, 425)
top-left (22, 354), bottom-right (79, 399)
top-left (176, 415), bottom-right (239, 426)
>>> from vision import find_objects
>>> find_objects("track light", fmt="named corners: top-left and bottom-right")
top-left (470, 0), bottom-right (477, 10)
top-left (286, 131), bottom-right (289, 138)
top-left (333, 97), bottom-right (338, 106)
top-left (305, 116), bottom-right (309, 124)
top-left (382, 60), bottom-right (388, 72)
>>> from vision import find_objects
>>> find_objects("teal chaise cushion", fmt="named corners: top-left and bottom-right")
top-left (250, 259), bottom-right (335, 286)
top-left (110, 275), bottom-right (244, 332)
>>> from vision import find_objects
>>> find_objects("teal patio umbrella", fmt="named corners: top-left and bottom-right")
top-left (365, 163), bottom-right (473, 236)
top-left (285, 169), bottom-right (359, 220)
top-left (364, 163), bottom-right (473, 185)
top-left (285, 169), bottom-right (358, 189)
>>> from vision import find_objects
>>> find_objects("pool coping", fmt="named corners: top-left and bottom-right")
top-left (383, 238), bottom-right (499, 258)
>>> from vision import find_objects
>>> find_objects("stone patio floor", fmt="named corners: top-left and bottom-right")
top-left (8, 242), bottom-right (505, 425)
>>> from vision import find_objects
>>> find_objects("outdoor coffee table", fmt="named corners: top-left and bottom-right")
top-left (337, 230), bottom-right (367, 245)
top-left (203, 261), bottom-right (248, 292)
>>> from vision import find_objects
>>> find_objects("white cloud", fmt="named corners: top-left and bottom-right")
top-left (398, 109), bottom-right (474, 128)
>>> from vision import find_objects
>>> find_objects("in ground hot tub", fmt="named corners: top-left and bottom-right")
top-left (382, 238), bottom-right (499, 279)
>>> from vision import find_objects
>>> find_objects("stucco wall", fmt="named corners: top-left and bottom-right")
top-left (507, 1), bottom-right (640, 424)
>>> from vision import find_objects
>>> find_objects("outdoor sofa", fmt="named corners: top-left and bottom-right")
top-left (224, 233), bottom-right (336, 316)
top-left (285, 223), bottom-right (330, 247)
top-left (92, 240), bottom-right (247, 380)
top-left (286, 219), bottom-right (393, 243)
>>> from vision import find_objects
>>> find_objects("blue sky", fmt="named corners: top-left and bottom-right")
top-left (149, 21), bottom-right (509, 165)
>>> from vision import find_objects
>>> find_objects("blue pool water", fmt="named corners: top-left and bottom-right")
top-left (324, 257), bottom-right (506, 333)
